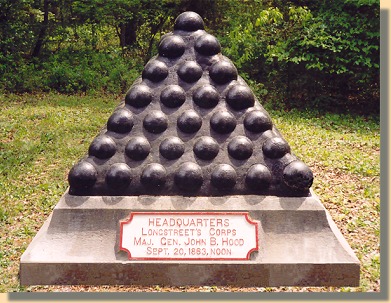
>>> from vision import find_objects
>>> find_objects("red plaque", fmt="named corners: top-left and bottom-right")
top-left (120, 212), bottom-right (259, 260)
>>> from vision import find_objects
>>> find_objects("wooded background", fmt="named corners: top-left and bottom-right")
top-left (0, 0), bottom-right (380, 114)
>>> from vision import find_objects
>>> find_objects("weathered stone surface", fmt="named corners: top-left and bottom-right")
top-left (20, 191), bottom-right (360, 287)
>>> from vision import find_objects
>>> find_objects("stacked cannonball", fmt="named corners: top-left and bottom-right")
top-left (68, 12), bottom-right (313, 197)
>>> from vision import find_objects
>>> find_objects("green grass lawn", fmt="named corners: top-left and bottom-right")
top-left (0, 93), bottom-right (380, 292)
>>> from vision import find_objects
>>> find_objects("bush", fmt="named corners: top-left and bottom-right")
top-left (1, 49), bottom-right (143, 94)
top-left (218, 0), bottom-right (380, 115)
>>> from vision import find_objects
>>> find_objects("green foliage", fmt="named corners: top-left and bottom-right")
top-left (0, 0), bottom-right (380, 114)
top-left (41, 50), bottom-right (143, 93)
top-left (221, 0), bottom-right (379, 114)
top-left (1, 49), bottom-right (143, 94)
top-left (0, 0), bottom-right (35, 56)
top-left (0, 0), bottom-right (35, 85)
top-left (71, 0), bottom-right (182, 51)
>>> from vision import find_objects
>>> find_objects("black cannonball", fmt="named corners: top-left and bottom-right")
top-left (210, 111), bottom-right (236, 134)
top-left (105, 163), bottom-right (132, 190)
top-left (143, 111), bottom-right (168, 134)
top-left (209, 61), bottom-right (238, 85)
top-left (177, 110), bottom-right (202, 133)
top-left (226, 84), bottom-right (255, 111)
top-left (193, 85), bottom-right (219, 108)
top-left (211, 164), bottom-right (237, 189)
top-left (88, 135), bottom-right (117, 159)
top-left (193, 136), bottom-right (219, 160)
top-left (195, 34), bottom-right (221, 56)
top-left (160, 85), bottom-right (186, 108)
top-left (174, 162), bottom-right (203, 192)
top-left (244, 110), bottom-right (272, 133)
top-left (159, 137), bottom-right (185, 160)
top-left (107, 108), bottom-right (134, 134)
top-left (140, 163), bottom-right (167, 188)
top-left (158, 35), bottom-right (186, 58)
top-left (227, 136), bottom-right (253, 160)
top-left (262, 137), bottom-right (290, 159)
top-left (68, 161), bottom-right (97, 192)
top-left (125, 137), bottom-right (151, 161)
top-left (125, 84), bottom-right (152, 108)
top-left (245, 164), bottom-right (272, 190)
top-left (177, 61), bottom-right (203, 83)
top-left (174, 11), bottom-right (204, 31)
top-left (142, 60), bottom-right (168, 82)
top-left (283, 161), bottom-right (313, 191)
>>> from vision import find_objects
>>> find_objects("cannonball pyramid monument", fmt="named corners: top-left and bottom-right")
top-left (20, 12), bottom-right (360, 287)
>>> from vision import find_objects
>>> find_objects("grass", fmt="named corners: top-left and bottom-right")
top-left (0, 93), bottom-right (380, 292)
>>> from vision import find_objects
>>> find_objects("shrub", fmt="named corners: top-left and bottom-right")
top-left (1, 49), bottom-right (143, 94)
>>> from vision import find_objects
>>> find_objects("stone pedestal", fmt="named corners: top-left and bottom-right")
top-left (20, 190), bottom-right (360, 287)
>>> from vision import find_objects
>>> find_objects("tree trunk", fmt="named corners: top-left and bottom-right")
top-left (32, 0), bottom-right (50, 57)
top-left (145, 15), bottom-right (168, 63)
top-left (91, 23), bottom-right (97, 50)
top-left (119, 20), bottom-right (138, 48)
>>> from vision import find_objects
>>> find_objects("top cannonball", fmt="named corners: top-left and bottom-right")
top-left (174, 12), bottom-right (205, 31)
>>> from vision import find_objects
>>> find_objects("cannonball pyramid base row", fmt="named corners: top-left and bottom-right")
top-left (67, 11), bottom-right (314, 197)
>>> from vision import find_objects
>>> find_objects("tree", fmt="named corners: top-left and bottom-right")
top-left (31, 0), bottom-right (50, 57)
top-left (221, 0), bottom-right (380, 113)
top-left (0, 0), bottom-right (35, 60)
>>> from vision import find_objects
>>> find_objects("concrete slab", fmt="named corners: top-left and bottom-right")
top-left (20, 190), bottom-right (360, 287)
